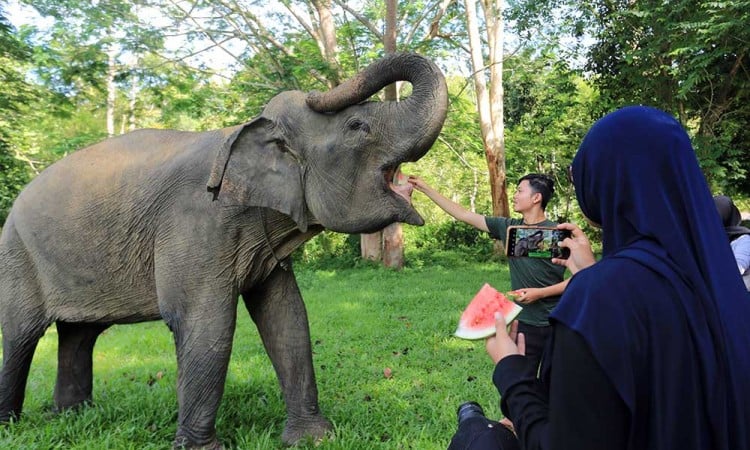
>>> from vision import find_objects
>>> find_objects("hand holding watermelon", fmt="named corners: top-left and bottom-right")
top-left (454, 284), bottom-right (523, 340)
top-left (453, 284), bottom-right (526, 364)
top-left (485, 312), bottom-right (525, 364)
top-left (507, 288), bottom-right (544, 304)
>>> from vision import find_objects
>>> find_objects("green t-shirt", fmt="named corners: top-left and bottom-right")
top-left (485, 216), bottom-right (566, 327)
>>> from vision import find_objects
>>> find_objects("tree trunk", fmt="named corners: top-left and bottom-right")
top-left (106, 45), bottom-right (117, 137)
top-left (128, 68), bottom-right (137, 131)
top-left (360, 232), bottom-right (382, 261)
top-left (465, 0), bottom-right (509, 224)
top-left (311, 0), bottom-right (341, 88)
top-left (360, 0), bottom-right (402, 266)
top-left (380, 0), bottom-right (405, 269)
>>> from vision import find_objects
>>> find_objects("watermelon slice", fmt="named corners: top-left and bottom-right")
top-left (454, 283), bottom-right (523, 340)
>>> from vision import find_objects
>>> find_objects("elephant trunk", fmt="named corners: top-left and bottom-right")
top-left (306, 53), bottom-right (448, 160)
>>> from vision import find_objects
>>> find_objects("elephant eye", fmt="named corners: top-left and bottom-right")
top-left (346, 118), bottom-right (370, 133)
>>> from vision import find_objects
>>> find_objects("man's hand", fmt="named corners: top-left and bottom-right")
top-left (552, 222), bottom-right (596, 274)
top-left (511, 287), bottom-right (544, 304)
top-left (407, 174), bottom-right (429, 193)
top-left (485, 313), bottom-right (526, 364)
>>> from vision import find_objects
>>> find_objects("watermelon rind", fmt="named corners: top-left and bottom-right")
top-left (453, 304), bottom-right (522, 340)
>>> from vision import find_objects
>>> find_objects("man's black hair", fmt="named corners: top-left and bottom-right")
top-left (519, 173), bottom-right (555, 210)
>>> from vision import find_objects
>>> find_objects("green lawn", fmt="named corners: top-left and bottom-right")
top-left (0, 258), bottom-right (512, 449)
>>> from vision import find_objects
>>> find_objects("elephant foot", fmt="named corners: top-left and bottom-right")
top-left (0, 411), bottom-right (18, 424)
top-left (173, 435), bottom-right (224, 450)
top-left (53, 398), bottom-right (92, 413)
top-left (281, 415), bottom-right (333, 446)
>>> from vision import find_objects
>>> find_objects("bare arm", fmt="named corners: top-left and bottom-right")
top-left (408, 175), bottom-right (489, 232)
top-left (514, 278), bottom-right (571, 305)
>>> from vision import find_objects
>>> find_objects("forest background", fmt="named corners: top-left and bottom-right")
top-left (1, 0), bottom-right (749, 268)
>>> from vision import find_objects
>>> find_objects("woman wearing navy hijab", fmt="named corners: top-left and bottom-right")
top-left (450, 106), bottom-right (750, 450)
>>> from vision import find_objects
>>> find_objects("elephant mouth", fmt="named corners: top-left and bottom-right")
top-left (384, 166), bottom-right (414, 204)
top-left (379, 164), bottom-right (423, 226)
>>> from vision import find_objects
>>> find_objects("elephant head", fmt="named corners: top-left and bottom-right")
top-left (207, 53), bottom-right (448, 233)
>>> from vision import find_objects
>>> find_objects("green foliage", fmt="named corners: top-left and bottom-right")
top-left (138, 62), bottom-right (236, 130)
top-left (499, 48), bottom-right (598, 229)
top-left (507, 0), bottom-right (750, 196)
top-left (405, 221), bottom-right (494, 263)
top-left (0, 260), bottom-right (511, 449)
top-left (0, 8), bottom-right (34, 223)
top-left (0, 143), bottom-right (30, 224)
top-left (583, 0), bottom-right (750, 194)
top-left (5, 0), bottom-right (749, 248)
top-left (293, 232), bottom-right (362, 270)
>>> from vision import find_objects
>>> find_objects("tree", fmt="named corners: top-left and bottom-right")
top-left (463, 0), bottom-right (509, 227)
top-left (380, 0), bottom-right (404, 268)
top-left (26, 1), bottom-right (145, 129)
top-left (330, 0), bottom-right (468, 266)
top-left (511, 0), bottom-right (750, 196)
top-left (502, 49), bottom-right (597, 221)
top-left (0, 5), bottom-right (34, 223)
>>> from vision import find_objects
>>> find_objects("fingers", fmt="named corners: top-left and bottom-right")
top-left (406, 175), bottom-right (427, 191)
top-left (499, 417), bottom-right (516, 435)
top-left (550, 257), bottom-right (568, 267)
top-left (507, 320), bottom-right (524, 354)
top-left (485, 316), bottom-right (521, 364)
top-left (556, 222), bottom-right (584, 237)
top-left (513, 288), bottom-right (538, 304)
top-left (517, 332), bottom-right (526, 356)
top-left (508, 319), bottom-right (518, 341)
top-left (485, 336), bottom-right (495, 356)
top-left (556, 222), bottom-right (577, 231)
top-left (557, 223), bottom-right (590, 246)
top-left (494, 310), bottom-right (508, 332)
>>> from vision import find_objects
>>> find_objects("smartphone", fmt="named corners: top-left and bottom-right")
top-left (506, 226), bottom-right (571, 259)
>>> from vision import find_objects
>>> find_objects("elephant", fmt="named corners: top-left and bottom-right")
top-left (0, 52), bottom-right (447, 448)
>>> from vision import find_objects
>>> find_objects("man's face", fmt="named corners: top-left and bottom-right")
top-left (513, 180), bottom-right (540, 213)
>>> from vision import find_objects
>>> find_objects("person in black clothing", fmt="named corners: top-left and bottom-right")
top-left (448, 106), bottom-right (750, 450)
top-left (713, 195), bottom-right (750, 290)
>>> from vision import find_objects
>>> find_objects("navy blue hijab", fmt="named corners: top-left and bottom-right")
top-left (551, 106), bottom-right (750, 449)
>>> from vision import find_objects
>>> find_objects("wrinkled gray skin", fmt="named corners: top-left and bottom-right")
top-left (0, 53), bottom-right (447, 448)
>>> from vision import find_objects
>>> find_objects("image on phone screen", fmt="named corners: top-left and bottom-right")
top-left (506, 226), bottom-right (571, 259)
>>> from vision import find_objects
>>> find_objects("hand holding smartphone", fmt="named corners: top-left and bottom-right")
top-left (550, 222), bottom-right (597, 273)
top-left (506, 226), bottom-right (571, 259)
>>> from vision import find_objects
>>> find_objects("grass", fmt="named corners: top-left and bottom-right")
top-left (0, 257), bottom-right (512, 449)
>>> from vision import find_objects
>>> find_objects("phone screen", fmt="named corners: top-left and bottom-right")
top-left (506, 226), bottom-right (571, 259)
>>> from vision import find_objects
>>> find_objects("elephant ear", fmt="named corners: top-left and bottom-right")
top-left (207, 117), bottom-right (308, 232)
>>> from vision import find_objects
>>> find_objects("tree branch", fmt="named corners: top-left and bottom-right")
top-left (280, 0), bottom-right (319, 41)
top-left (427, 0), bottom-right (455, 40)
top-left (331, 0), bottom-right (383, 41)
top-left (164, 0), bottom-right (244, 65)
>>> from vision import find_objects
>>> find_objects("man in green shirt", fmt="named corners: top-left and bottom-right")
top-left (408, 173), bottom-right (568, 369)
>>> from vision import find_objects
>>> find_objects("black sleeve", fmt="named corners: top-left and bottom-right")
top-left (493, 324), bottom-right (629, 450)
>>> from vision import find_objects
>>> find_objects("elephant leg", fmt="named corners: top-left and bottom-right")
top-left (243, 266), bottom-right (332, 446)
top-left (164, 294), bottom-right (237, 449)
top-left (54, 322), bottom-right (110, 411)
top-left (0, 318), bottom-right (48, 422)
top-left (0, 247), bottom-right (49, 423)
